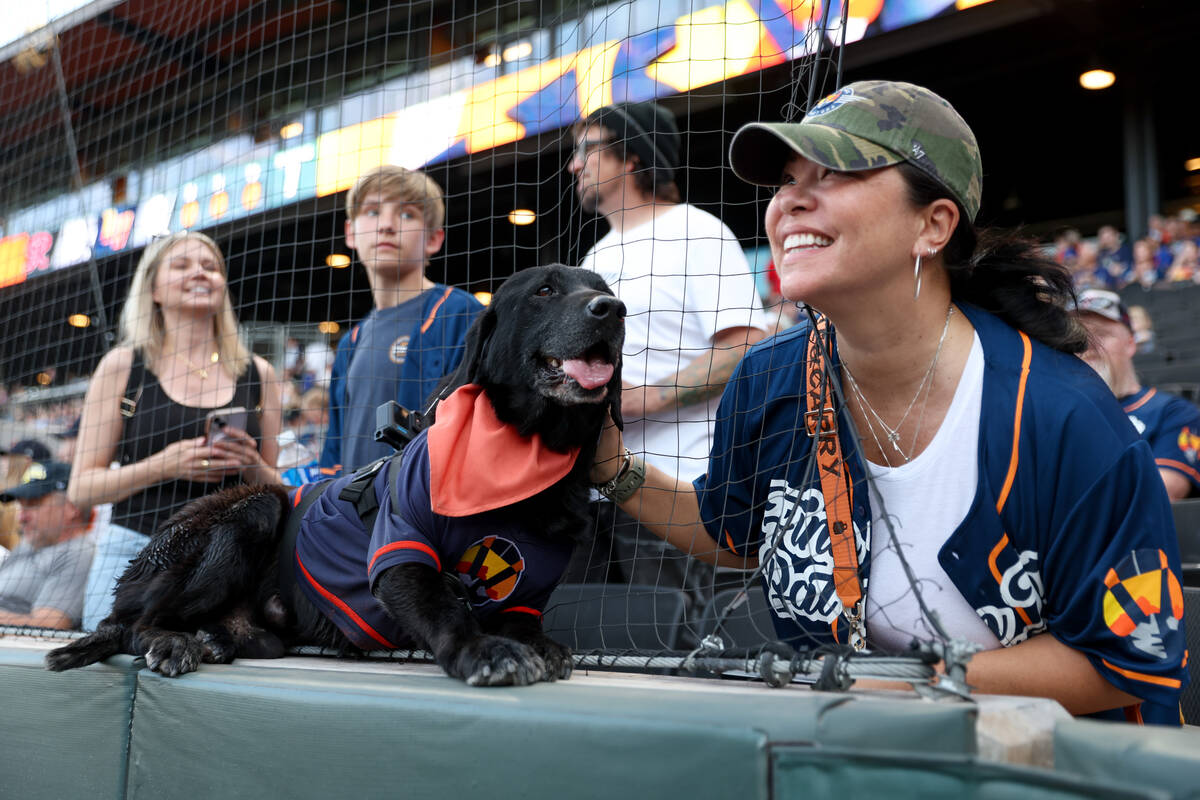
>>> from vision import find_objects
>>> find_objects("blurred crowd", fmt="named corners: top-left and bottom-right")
top-left (1057, 209), bottom-right (1200, 290)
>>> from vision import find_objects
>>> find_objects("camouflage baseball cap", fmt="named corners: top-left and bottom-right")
top-left (729, 80), bottom-right (983, 220)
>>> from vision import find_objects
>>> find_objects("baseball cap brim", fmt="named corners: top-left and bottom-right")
top-left (729, 121), bottom-right (906, 187)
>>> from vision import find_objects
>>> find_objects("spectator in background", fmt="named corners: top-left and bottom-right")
top-left (1164, 239), bottom-right (1198, 283)
top-left (565, 99), bottom-right (769, 601)
top-left (320, 165), bottom-right (482, 475)
top-left (1096, 225), bottom-right (1131, 285)
top-left (1128, 305), bottom-right (1157, 354)
top-left (1075, 289), bottom-right (1200, 500)
top-left (70, 231), bottom-right (283, 630)
top-left (1053, 227), bottom-right (1081, 268)
top-left (1070, 240), bottom-right (1109, 289)
top-left (0, 439), bottom-right (53, 554)
top-left (1126, 238), bottom-right (1163, 289)
top-left (0, 461), bottom-right (94, 629)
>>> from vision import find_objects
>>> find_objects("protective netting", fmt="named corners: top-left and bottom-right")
top-left (0, 0), bottom-right (985, 691)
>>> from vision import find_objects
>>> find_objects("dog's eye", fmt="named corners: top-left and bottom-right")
top-left (535, 285), bottom-right (555, 297)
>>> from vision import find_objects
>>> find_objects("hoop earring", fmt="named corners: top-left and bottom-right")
top-left (913, 252), bottom-right (923, 301)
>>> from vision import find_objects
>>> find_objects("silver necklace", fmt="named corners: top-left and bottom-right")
top-left (842, 304), bottom-right (955, 464)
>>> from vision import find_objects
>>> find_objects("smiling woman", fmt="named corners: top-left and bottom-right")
top-left (68, 231), bottom-right (283, 630)
top-left (590, 80), bottom-right (1188, 727)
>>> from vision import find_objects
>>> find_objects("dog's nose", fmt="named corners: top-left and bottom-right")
top-left (586, 295), bottom-right (625, 319)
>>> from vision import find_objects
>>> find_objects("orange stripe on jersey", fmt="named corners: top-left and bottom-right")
top-left (292, 484), bottom-right (307, 507)
top-left (987, 534), bottom-right (1009, 584)
top-left (420, 287), bottom-right (454, 334)
top-left (1101, 658), bottom-right (1182, 689)
top-left (1123, 703), bottom-right (1145, 725)
top-left (368, 541), bottom-right (442, 573)
top-left (995, 332), bottom-right (1032, 514)
top-left (1157, 458), bottom-right (1200, 484)
top-left (500, 606), bottom-right (542, 617)
top-left (350, 325), bottom-right (360, 344)
top-left (295, 552), bottom-right (397, 649)
top-left (1123, 388), bottom-right (1157, 413)
top-left (724, 531), bottom-right (739, 556)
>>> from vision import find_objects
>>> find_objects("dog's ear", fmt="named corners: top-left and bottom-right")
top-left (428, 304), bottom-right (496, 410)
top-left (607, 356), bottom-right (623, 431)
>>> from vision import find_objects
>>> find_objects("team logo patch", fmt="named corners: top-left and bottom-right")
top-left (1177, 426), bottom-right (1200, 464)
top-left (1102, 548), bottom-right (1182, 659)
top-left (758, 479), bottom-right (867, 626)
top-left (389, 335), bottom-right (411, 365)
top-left (455, 536), bottom-right (525, 604)
top-left (807, 88), bottom-right (864, 117)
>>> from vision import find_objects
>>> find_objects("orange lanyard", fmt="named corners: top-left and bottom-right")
top-left (804, 317), bottom-right (866, 650)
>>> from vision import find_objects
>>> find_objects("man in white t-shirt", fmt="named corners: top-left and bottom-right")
top-left (565, 100), bottom-right (769, 604)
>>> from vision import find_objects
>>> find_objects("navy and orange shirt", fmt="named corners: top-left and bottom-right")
top-left (1121, 385), bottom-right (1200, 496)
top-left (696, 303), bottom-right (1188, 725)
top-left (292, 429), bottom-right (573, 652)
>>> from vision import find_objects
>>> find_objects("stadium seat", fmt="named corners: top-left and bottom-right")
top-left (542, 583), bottom-right (688, 651)
top-left (697, 586), bottom-right (780, 649)
top-left (1181, 587), bottom-right (1200, 725)
top-left (1172, 500), bottom-right (1200, 587)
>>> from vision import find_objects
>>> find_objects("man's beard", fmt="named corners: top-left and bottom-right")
top-left (577, 182), bottom-right (600, 214)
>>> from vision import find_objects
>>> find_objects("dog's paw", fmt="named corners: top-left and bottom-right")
top-left (45, 642), bottom-right (91, 672)
top-left (143, 632), bottom-right (203, 677)
top-left (196, 628), bottom-right (236, 664)
top-left (529, 636), bottom-right (573, 681)
top-left (451, 635), bottom-right (546, 687)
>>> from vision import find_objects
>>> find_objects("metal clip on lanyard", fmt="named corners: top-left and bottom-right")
top-left (804, 316), bottom-right (866, 652)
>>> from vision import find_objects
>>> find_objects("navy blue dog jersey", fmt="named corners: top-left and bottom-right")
top-left (290, 429), bottom-right (574, 651)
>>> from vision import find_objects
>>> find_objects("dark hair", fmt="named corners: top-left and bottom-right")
top-left (896, 163), bottom-right (1086, 354)
top-left (570, 121), bottom-right (681, 204)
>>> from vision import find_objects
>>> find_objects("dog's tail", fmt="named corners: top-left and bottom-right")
top-left (44, 622), bottom-right (128, 671)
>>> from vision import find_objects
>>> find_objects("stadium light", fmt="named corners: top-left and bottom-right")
top-left (279, 122), bottom-right (304, 140)
top-left (317, 321), bottom-right (340, 335)
top-left (67, 313), bottom-right (90, 328)
top-left (502, 41), bottom-right (532, 62)
top-left (1079, 69), bottom-right (1115, 90)
top-left (1186, 157), bottom-right (1200, 172)
top-left (508, 208), bottom-right (536, 226)
top-left (483, 52), bottom-right (501, 67)
top-left (474, 292), bottom-right (492, 306)
top-left (325, 253), bottom-right (351, 268)
top-left (36, 372), bottom-right (52, 386)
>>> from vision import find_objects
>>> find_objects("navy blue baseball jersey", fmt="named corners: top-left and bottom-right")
top-left (695, 303), bottom-right (1187, 725)
top-left (292, 429), bottom-right (574, 651)
top-left (1122, 386), bottom-right (1200, 496)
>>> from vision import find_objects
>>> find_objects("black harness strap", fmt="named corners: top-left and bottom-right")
top-left (278, 480), bottom-right (334, 602)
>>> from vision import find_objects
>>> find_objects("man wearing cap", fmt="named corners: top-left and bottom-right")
top-left (566, 100), bottom-right (769, 593)
top-left (1075, 288), bottom-right (1200, 500)
top-left (1, 438), bottom-right (55, 554)
top-left (0, 461), bottom-right (95, 629)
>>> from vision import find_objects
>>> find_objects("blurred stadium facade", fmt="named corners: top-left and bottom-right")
top-left (0, 0), bottom-right (1197, 400)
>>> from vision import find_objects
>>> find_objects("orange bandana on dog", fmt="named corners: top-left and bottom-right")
top-left (427, 384), bottom-right (580, 517)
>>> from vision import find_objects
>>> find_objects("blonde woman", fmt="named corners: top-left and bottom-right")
top-left (70, 232), bottom-right (282, 628)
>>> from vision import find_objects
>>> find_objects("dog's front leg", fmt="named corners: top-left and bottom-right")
top-left (373, 564), bottom-right (546, 686)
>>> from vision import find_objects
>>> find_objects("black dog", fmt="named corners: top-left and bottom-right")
top-left (47, 265), bottom-right (625, 686)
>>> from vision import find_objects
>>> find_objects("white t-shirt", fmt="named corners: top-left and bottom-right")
top-left (581, 203), bottom-right (769, 481)
top-left (863, 331), bottom-right (1002, 653)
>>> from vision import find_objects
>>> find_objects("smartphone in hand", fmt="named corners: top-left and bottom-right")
top-left (205, 406), bottom-right (248, 445)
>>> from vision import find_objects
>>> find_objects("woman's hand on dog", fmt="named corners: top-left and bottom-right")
top-left (589, 414), bottom-right (625, 484)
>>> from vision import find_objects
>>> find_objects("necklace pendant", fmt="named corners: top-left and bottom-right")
top-left (887, 431), bottom-right (900, 447)
top-left (198, 368), bottom-right (208, 380)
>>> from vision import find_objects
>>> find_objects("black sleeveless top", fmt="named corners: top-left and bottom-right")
top-left (110, 351), bottom-right (264, 536)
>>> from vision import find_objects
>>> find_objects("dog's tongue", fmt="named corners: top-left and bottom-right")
top-left (562, 357), bottom-right (613, 390)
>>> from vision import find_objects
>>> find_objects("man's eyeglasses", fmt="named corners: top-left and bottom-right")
top-left (573, 137), bottom-right (614, 163)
